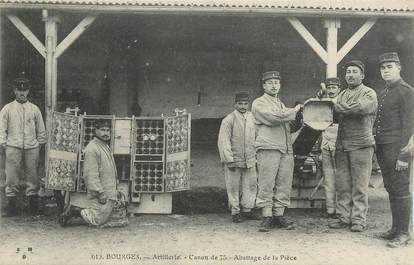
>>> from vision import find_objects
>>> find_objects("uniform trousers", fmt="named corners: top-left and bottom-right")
top-left (256, 149), bottom-right (294, 217)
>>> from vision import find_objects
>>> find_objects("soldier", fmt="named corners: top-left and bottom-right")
top-left (318, 77), bottom-right (341, 219)
top-left (329, 60), bottom-right (378, 232)
top-left (252, 71), bottom-right (302, 232)
top-left (0, 73), bottom-right (46, 216)
top-left (59, 120), bottom-right (127, 228)
top-left (218, 92), bottom-right (258, 223)
top-left (374, 52), bottom-right (414, 247)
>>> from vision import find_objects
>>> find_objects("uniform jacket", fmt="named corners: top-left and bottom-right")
top-left (217, 110), bottom-right (256, 168)
top-left (374, 78), bottom-right (414, 162)
top-left (84, 138), bottom-right (118, 201)
top-left (0, 100), bottom-right (46, 149)
top-left (252, 94), bottom-right (297, 153)
top-left (334, 84), bottom-right (378, 151)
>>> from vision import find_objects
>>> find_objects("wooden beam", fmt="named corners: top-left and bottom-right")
top-left (287, 17), bottom-right (328, 64)
top-left (44, 11), bottom-right (58, 132)
top-left (336, 18), bottom-right (377, 64)
top-left (325, 18), bottom-right (340, 78)
top-left (6, 14), bottom-right (46, 58)
top-left (55, 15), bottom-right (96, 58)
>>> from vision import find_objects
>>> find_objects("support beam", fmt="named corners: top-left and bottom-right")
top-left (6, 14), bottom-right (46, 58)
top-left (336, 18), bottom-right (377, 64)
top-left (287, 17), bottom-right (328, 64)
top-left (43, 10), bottom-right (58, 129)
top-left (55, 15), bottom-right (96, 59)
top-left (324, 19), bottom-right (340, 78)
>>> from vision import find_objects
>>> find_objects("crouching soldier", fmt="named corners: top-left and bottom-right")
top-left (218, 92), bottom-right (258, 223)
top-left (59, 120), bottom-right (128, 228)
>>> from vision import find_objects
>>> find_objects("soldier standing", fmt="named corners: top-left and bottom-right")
top-left (252, 71), bottom-right (301, 232)
top-left (218, 92), bottom-right (258, 223)
top-left (0, 73), bottom-right (46, 216)
top-left (374, 52), bottom-right (414, 247)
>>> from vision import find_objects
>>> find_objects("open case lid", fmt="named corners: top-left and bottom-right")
top-left (46, 111), bottom-right (81, 191)
top-left (165, 114), bottom-right (191, 192)
top-left (302, 98), bottom-right (334, 131)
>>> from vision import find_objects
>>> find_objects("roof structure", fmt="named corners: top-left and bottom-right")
top-left (1, 0), bottom-right (413, 16)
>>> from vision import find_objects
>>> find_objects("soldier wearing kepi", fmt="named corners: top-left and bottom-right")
top-left (218, 92), bottom-right (258, 223)
top-left (0, 73), bottom-right (46, 217)
top-left (329, 60), bottom-right (378, 232)
top-left (59, 120), bottom-right (127, 228)
top-left (374, 52), bottom-right (414, 248)
top-left (318, 77), bottom-right (341, 219)
top-left (252, 71), bottom-right (302, 232)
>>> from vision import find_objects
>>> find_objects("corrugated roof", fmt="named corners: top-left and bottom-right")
top-left (1, 0), bottom-right (414, 14)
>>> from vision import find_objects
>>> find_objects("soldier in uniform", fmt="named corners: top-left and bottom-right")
top-left (252, 71), bottom-right (302, 232)
top-left (59, 120), bottom-right (128, 228)
top-left (218, 92), bottom-right (258, 223)
top-left (318, 77), bottom-right (341, 219)
top-left (329, 60), bottom-right (378, 232)
top-left (374, 52), bottom-right (414, 248)
top-left (0, 73), bottom-right (46, 216)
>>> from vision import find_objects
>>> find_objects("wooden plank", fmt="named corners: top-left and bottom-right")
top-left (6, 14), bottom-right (46, 58)
top-left (287, 17), bottom-right (328, 64)
top-left (55, 15), bottom-right (96, 58)
top-left (325, 19), bottom-right (340, 78)
top-left (336, 18), bottom-right (377, 64)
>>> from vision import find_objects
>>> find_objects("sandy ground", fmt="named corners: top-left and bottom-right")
top-left (0, 145), bottom-right (413, 265)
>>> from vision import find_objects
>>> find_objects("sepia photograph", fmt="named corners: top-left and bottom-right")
top-left (0, 0), bottom-right (413, 264)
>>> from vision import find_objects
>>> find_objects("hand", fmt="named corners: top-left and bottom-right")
top-left (317, 83), bottom-right (327, 99)
top-left (395, 160), bottom-right (409, 171)
top-left (294, 104), bottom-right (302, 113)
top-left (98, 192), bottom-right (108, 204)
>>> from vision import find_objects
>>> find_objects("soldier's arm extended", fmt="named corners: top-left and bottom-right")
top-left (252, 99), bottom-right (297, 126)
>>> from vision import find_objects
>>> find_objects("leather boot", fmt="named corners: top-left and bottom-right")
top-left (28, 195), bottom-right (39, 216)
top-left (58, 205), bottom-right (83, 227)
top-left (2, 196), bottom-right (18, 217)
top-left (387, 196), bottom-right (412, 248)
top-left (378, 197), bottom-right (397, 240)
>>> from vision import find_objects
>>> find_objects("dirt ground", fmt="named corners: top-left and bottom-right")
top-left (0, 145), bottom-right (413, 265)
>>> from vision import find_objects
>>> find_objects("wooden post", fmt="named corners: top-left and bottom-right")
top-left (0, 10), bottom-right (3, 108)
top-left (324, 19), bottom-right (340, 78)
top-left (42, 10), bottom-right (58, 129)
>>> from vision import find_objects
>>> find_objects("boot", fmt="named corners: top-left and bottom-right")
top-left (258, 217), bottom-right (273, 232)
top-left (58, 205), bottom-right (83, 227)
top-left (28, 195), bottom-right (39, 216)
top-left (1, 196), bottom-right (18, 217)
top-left (378, 197), bottom-right (397, 240)
top-left (387, 196), bottom-right (412, 248)
top-left (272, 216), bottom-right (295, 230)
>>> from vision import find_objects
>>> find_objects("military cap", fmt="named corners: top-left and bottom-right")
top-left (94, 120), bottom-right (111, 129)
top-left (344, 60), bottom-right (365, 74)
top-left (12, 72), bottom-right (31, 91)
top-left (325, 77), bottom-right (340, 86)
top-left (262, 71), bottom-right (281, 81)
top-left (235, 92), bottom-right (250, 102)
top-left (379, 52), bottom-right (400, 65)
